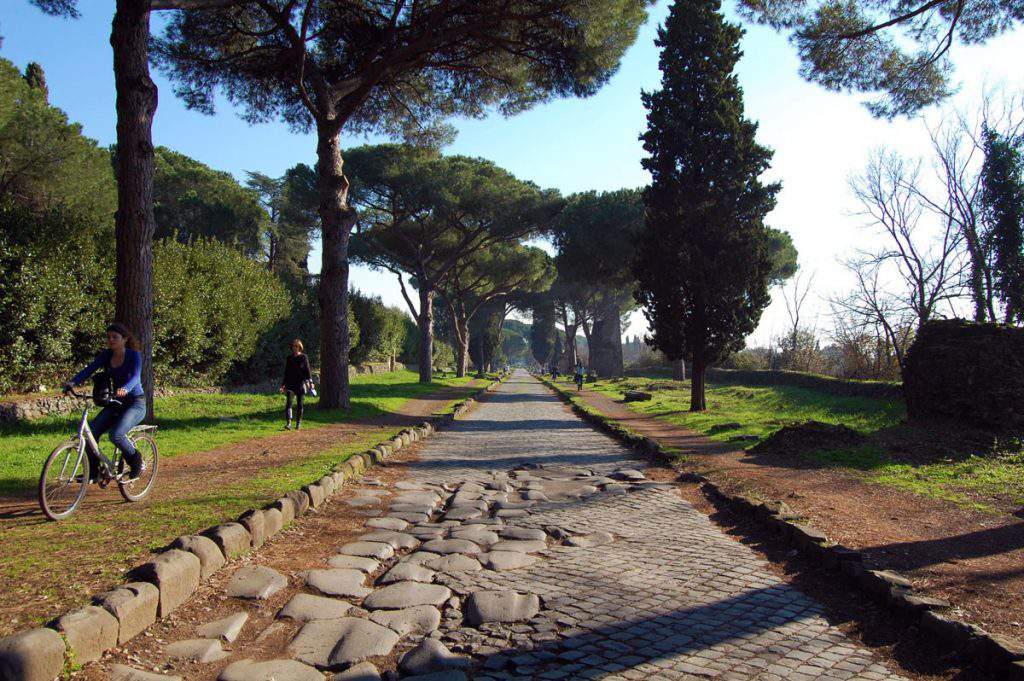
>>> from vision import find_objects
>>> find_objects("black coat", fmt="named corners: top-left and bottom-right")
top-left (282, 353), bottom-right (312, 392)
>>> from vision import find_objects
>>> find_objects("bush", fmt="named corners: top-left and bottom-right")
top-left (152, 239), bottom-right (291, 385)
top-left (350, 289), bottom-right (407, 365)
top-left (903, 318), bottom-right (1024, 431)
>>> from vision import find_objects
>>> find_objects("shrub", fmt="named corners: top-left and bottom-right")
top-left (152, 239), bottom-right (290, 385)
top-left (350, 289), bottom-right (407, 365)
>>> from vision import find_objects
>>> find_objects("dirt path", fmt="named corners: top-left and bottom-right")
top-left (0, 381), bottom-right (479, 637)
top-left (572, 385), bottom-right (1024, 639)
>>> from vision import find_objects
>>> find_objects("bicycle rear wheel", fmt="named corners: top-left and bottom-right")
top-left (118, 432), bottom-right (158, 502)
top-left (38, 442), bottom-right (89, 521)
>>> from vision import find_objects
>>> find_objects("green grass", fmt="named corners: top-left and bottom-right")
top-left (0, 370), bottom-right (476, 494)
top-left (559, 374), bottom-right (1023, 513)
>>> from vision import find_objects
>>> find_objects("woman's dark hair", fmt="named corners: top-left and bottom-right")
top-left (106, 322), bottom-right (140, 350)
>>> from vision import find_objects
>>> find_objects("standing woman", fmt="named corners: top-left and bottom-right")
top-left (63, 322), bottom-right (147, 481)
top-left (280, 339), bottom-right (312, 430)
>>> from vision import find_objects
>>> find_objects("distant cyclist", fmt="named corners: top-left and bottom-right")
top-left (63, 322), bottom-right (146, 482)
top-left (280, 339), bottom-right (312, 430)
top-left (574, 361), bottom-right (585, 391)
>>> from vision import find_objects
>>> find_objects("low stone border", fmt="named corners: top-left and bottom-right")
top-left (537, 375), bottom-right (1024, 681)
top-left (0, 373), bottom-right (506, 681)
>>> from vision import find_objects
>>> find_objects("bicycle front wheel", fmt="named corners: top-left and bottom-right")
top-left (38, 442), bottom-right (89, 521)
top-left (118, 432), bottom-right (158, 502)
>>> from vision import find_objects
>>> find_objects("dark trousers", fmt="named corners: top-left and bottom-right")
top-left (285, 389), bottom-right (304, 423)
top-left (88, 396), bottom-right (146, 475)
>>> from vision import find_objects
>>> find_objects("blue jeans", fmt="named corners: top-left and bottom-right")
top-left (88, 396), bottom-right (147, 476)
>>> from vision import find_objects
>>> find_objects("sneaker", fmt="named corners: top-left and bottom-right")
top-left (295, 421), bottom-right (302, 431)
top-left (284, 422), bottom-right (292, 430)
top-left (74, 474), bottom-right (98, 484)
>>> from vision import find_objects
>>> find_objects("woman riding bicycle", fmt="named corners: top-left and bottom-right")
top-left (62, 323), bottom-right (146, 482)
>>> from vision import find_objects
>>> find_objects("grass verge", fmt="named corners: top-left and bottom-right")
top-left (559, 375), bottom-right (1024, 513)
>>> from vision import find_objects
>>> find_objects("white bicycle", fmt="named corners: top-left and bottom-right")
top-left (37, 387), bottom-right (159, 521)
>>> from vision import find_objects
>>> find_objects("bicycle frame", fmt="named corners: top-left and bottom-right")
top-left (70, 402), bottom-right (124, 483)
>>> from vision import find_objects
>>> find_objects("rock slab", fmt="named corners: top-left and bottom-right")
top-left (226, 565), bottom-right (288, 599)
top-left (288, 617), bottom-right (399, 669)
top-left (464, 590), bottom-right (540, 625)
top-left (362, 582), bottom-right (452, 610)
top-left (218, 658), bottom-right (324, 681)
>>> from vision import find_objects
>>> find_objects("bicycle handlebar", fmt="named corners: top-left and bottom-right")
top-left (62, 386), bottom-right (122, 407)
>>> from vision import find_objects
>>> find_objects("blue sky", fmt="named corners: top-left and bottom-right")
top-left (4, 1), bottom-right (1023, 345)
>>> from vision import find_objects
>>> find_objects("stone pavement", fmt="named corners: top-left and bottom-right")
top-left (103, 370), bottom-right (906, 680)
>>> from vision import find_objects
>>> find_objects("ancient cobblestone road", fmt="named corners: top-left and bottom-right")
top-left (407, 371), bottom-right (904, 680)
top-left (95, 371), bottom-right (908, 681)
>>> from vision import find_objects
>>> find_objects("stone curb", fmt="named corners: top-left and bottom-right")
top-left (537, 375), bottom-right (1024, 681)
top-left (0, 373), bottom-right (508, 681)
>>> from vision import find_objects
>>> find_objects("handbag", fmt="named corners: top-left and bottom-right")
top-left (306, 379), bottom-right (317, 397)
top-left (92, 372), bottom-right (114, 406)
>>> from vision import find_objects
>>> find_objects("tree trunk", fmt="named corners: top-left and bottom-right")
top-left (690, 360), bottom-right (707, 412)
top-left (672, 358), bottom-right (686, 381)
top-left (315, 125), bottom-right (352, 409)
top-left (111, 0), bottom-right (157, 421)
top-left (455, 316), bottom-right (469, 378)
top-left (417, 287), bottom-right (434, 383)
top-left (580, 319), bottom-right (593, 371)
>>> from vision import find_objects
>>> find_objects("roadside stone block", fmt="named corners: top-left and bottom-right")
top-left (349, 456), bottom-right (366, 474)
top-left (239, 509), bottom-right (266, 548)
top-left (94, 581), bottom-right (159, 643)
top-left (286, 489), bottom-right (311, 516)
top-left (133, 549), bottom-right (201, 617)
top-left (171, 535), bottom-right (226, 581)
top-left (273, 497), bottom-right (296, 527)
top-left (55, 605), bottom-right (118, 664)
top-left (0, 627), bottom-right (66, 681)
top-left (263, 508), bottom-right (284, 539)
top-left (203, 523), bottom-right (252, 560)
top-left (319, 475), bottom-right (337, 496)
top-left (305, 483), bottom-right (327, 509)
top-left (332, 470), bottom-right (347, 487)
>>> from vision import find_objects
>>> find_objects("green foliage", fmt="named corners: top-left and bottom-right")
top-left (635, 0), bottom-right (780, 408)
top-left (152, 239), bottom-right (290, 385)
top-left (155, 1), bottom-right (653, 139)
top-left (530, 297), bottom-right (560, 366)
top-left (153, 147), bottom-right (267, 256)
top-left (0, 207), bottom-right (112, 393)
top-left (246, 164), bottom-right (318, 282)
top-left (350, 289), bottom-right (409, 365)
top-left (736, 0), bottom-right (1016, 117)
top-left (0, 57), bottom-right (115, 223)
top-left (980, 129), bottom-right (1024, 323)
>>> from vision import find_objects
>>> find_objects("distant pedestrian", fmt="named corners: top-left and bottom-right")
top-left (280, 339), bottom-right (312, 430)
top-left (550, 364), bottom-right (559, 380)
top-left (574, 361), bottom-right (585, 391)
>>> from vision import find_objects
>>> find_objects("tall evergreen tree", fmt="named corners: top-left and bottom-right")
top-left (635, 0), bottom-right (780, 411)
top-left (980, 130), bottom-right (1024, 324)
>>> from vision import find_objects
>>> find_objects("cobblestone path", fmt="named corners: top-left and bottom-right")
top-left (400, 371), bottom-right (904, 681)
top-left (96, 371), bottom-right (906, 681)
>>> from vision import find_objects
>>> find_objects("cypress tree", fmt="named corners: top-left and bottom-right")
top-left (634, 0), bottom-right (780, 411)
top-left (980, 130), bottom-right (1024, 323)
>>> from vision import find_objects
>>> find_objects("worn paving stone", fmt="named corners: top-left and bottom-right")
top-left (421, 538), bottom-right (482, 555)
top-left (450, 528), bottom-right (501, 546)
top-left (225, 565), bottom-right (288, 599)
top-left (279, 593), bottom-right (352, 621)
top-left (218, 658), bottom-right (323, 681)
top-left (305, 568), bottom-right (372, 598)
top-left (164, 638), bottom-right (229, 663)
top-left (379, 562), bottom-right (436, 584)
top-left (109, 665), bottom-right (183, 681)
top-left (288, 617), bottom-right (399, 668)
top-left (326, 554), bottom-right (380, 573)
top-left (399, 638), bottom-right (471, 675)
top-left (357, 530), bottom-right (419, 550)
top-left (496, 527), bottom-right (547, 541)
top-left (196, 611), bottom-right (248, 642)
top-left (362, 582), bottom-right (452, 610)
top-left (564, 531), bottom-right (615, 548)
top-left (488, 539), bottom-right (547, 553)
top-left (369, 605), bottom-right (442, 636)
top-left (337, 541), bottom-right (395, 560)
top-left (478, 551), bottom-right (538, 571)
top-left (464, 590), bottom-right (540, 625)
top-left (332, 661), bottom-right (381, 680)
top-left (425, 553), bottom-right (483, 573)
top-left (364, 517), bottom-right (410, 531)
